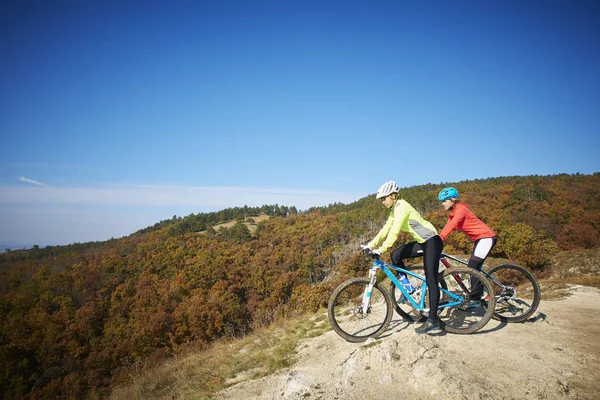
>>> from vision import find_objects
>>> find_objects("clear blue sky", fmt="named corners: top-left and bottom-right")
top-left (1, 0), bottom-right (599, 247)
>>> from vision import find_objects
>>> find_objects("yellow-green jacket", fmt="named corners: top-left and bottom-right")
top-left (367, 199), bottom-right (438, 253)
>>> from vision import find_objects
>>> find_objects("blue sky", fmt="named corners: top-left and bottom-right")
top-left (1, 0), bottom-right (599, 247)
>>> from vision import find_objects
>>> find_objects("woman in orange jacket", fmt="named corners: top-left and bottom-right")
top-left (438, 187), bottom-right (496, 299)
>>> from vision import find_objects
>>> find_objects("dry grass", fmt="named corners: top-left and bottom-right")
top-left (109, 311), bottom-right (330, 400)
top-left (538, 247), bottom-right (600, 299)
top-left (538, 277), bottom-right (600, 300)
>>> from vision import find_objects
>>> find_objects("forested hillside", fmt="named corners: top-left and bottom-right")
top-left (1, 173), bottom-right (599, 399)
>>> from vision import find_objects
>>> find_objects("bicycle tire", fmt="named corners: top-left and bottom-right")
top-left (437, 267), bottom-right (496, 334)
top-left (389, 266), bottom-right (448, 323)
top-left (328, 277), bottom-right (394, 342)
top-left (486, 264), bottom-right (540, 322)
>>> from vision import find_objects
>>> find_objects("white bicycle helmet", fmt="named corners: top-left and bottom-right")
top-left (376, 180), bottom-right (399, 199)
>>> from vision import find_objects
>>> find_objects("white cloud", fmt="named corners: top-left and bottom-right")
top-left (0, 206), bottom-right (161, 246)
top-left (18, 176), bottom-right (49, 187)
top-left (0, 183), bottom-right (368, 246)
top-left (0, 184), bottom-right (365, 210)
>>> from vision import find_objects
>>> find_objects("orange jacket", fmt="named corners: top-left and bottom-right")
top-left (439, 203), bottom-right (495, 242)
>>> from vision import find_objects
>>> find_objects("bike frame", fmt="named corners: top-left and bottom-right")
top-left (440, 252), bottom-right (505, 287)
top-left (363, 258), bottom-right (464, 313)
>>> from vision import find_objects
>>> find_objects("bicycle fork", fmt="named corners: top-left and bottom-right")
top-left (361, 266), bottom-right (378, 314)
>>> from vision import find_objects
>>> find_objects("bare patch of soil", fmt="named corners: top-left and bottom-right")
top-left (198, 215), bottom-right (271, 236)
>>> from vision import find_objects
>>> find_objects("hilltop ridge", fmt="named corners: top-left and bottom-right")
top-left (1, 173), bottom-right (599, 399)
top-left (111, 247), bottom-right (600, 399)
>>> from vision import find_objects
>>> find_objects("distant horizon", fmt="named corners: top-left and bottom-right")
top-left (1, 244), bottom-right (35, 252)
top-left (3, 171), bottom-right (598, 250)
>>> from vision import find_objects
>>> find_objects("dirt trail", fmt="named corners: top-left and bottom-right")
top-left (215, 285), bottom-right (600, 400)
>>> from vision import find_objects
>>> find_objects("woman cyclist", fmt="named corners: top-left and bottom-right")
top-left (438, 187), bottom-right (497, 300)
top-left (363, 181), bottom-right (443, 334)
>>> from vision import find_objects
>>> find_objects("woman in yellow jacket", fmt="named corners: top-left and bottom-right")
top-left (363, 181), bottom-right (443, 334)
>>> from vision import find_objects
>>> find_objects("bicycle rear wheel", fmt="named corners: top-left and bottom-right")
top-left (487, 264), bottom-right (540, 322)
top-left (328, 277), bottom-right (393, 343)
top-left (437, 267), bottom-right (496, 334)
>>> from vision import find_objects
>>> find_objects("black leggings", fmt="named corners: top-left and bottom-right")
top-left (390, 235), bottom-right (443, 322)
top-left (468, 236), bottom-right (497, 298)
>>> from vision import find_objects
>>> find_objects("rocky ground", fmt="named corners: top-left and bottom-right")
top-left (215, 285), bottom-right (600, 400)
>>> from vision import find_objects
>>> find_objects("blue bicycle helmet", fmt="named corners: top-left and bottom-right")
top-left (438, 187), bottom-right (459, 201)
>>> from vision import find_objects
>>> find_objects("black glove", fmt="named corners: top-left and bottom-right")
top-left (360, 244), bottom-right (371, 255)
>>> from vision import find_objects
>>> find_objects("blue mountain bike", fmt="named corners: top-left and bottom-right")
top-left (328, 254), bottom-right (496, 342)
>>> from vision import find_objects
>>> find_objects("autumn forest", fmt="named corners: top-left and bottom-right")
top-left (1, 173), bottom-right (599, 399)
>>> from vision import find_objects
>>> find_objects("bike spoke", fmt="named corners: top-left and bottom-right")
top-left (328, 278), bottom-right (393, 342)
top-left (487, 264), bottom-right (541, 322)
top-left (437, 267), bottom-right (495, 334)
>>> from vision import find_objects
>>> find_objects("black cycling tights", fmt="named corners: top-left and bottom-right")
top-left (390, 235), bottom-right (444, 322)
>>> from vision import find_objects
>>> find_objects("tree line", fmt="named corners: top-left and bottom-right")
top-left (135, 204), bottom-right (299, 237)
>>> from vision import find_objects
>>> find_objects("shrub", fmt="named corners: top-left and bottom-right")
top-left (499, 223), bottom-right (559, 269)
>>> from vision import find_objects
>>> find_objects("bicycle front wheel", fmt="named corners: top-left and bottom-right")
top-left (437, 267), bottom-right (496, 334)
top-left (487, 264), bottom-right (540, 322)
top-left (328, 277), bottom-right (394, 343)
